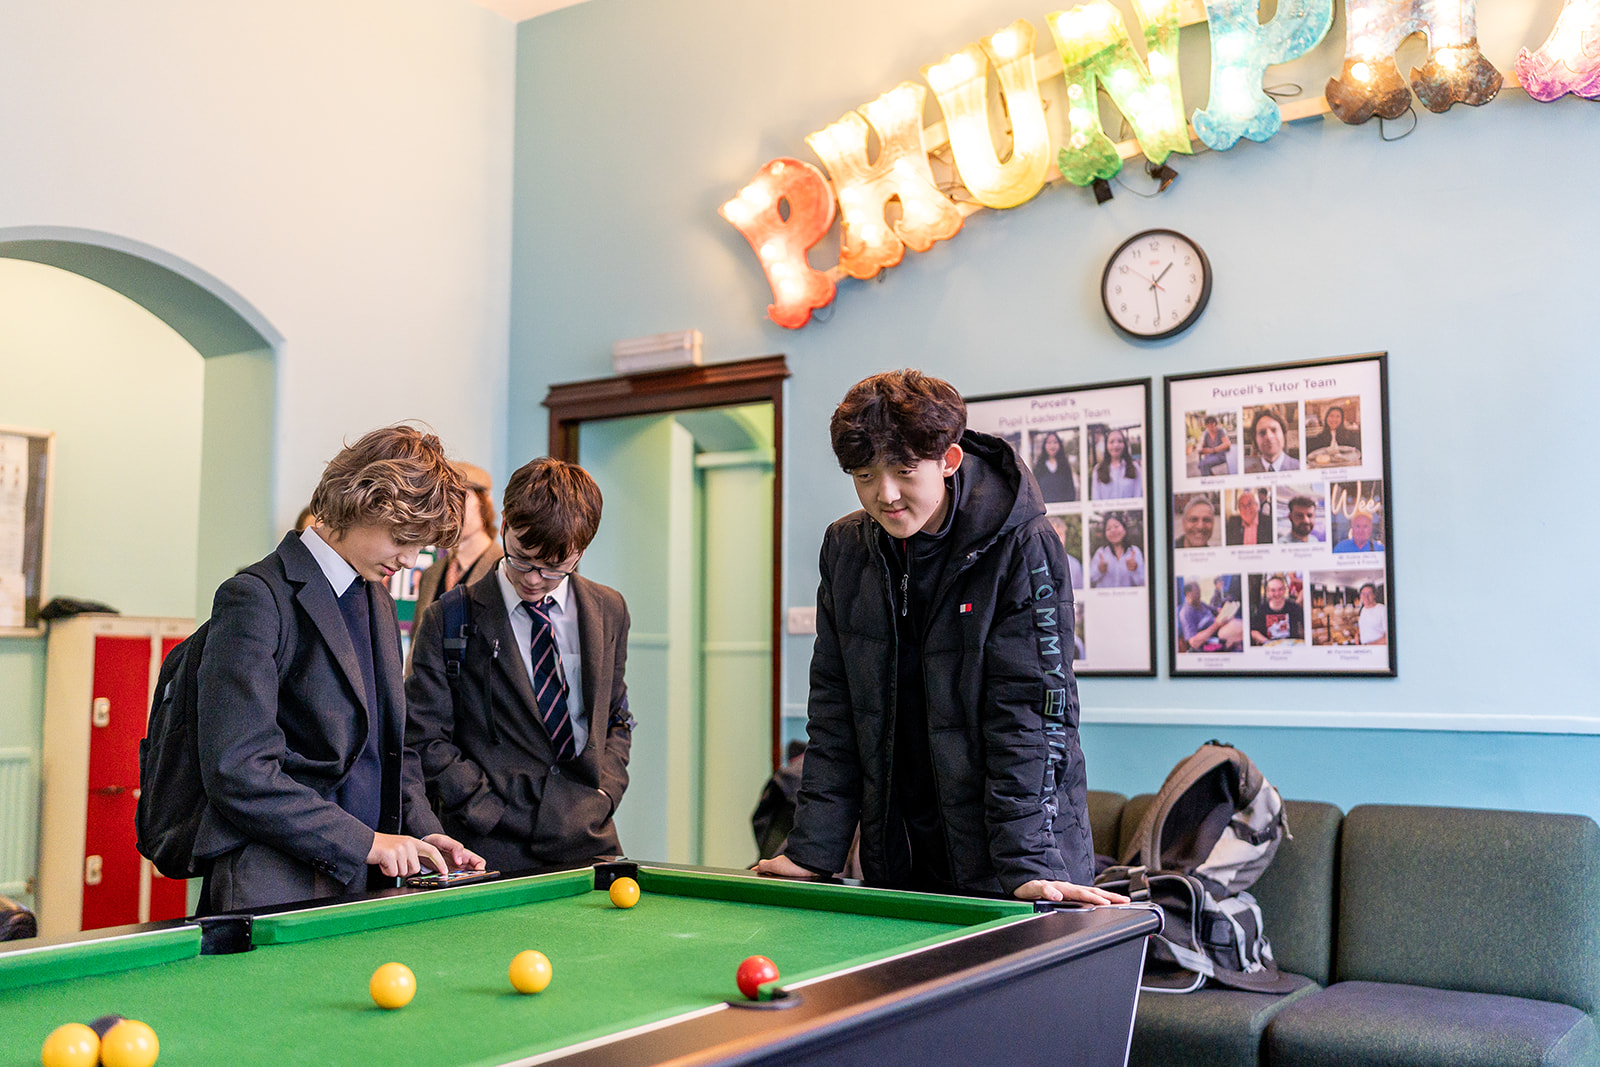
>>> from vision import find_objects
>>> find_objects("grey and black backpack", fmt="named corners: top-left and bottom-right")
top-left (1096, 740), bottom-right (1297, 994)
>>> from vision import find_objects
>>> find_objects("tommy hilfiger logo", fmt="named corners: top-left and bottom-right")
top-left (959, 603), bottom-right (973, 614)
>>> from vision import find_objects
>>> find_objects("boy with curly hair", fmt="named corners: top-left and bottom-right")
top-left (196, 425), bottom-right (484, 912)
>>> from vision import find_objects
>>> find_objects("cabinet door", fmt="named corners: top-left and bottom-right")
top-left (81, 636), bottom-right (152, 931)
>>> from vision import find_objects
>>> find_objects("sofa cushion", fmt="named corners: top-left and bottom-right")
top-left (1249, 800), bottom-right (1340, 986)
top-left (1337, 805), bottom-right (1600, 1012)
top-left (1129, 972), bottom-right (1318, 1067)
top-left (1265, 980), bottom-right (1600, 1067)
top-left (1088, 789), bottom-right (1128, 859)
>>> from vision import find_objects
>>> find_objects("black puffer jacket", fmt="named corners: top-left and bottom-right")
top-left (786, 430), bottom-right (1092, 895)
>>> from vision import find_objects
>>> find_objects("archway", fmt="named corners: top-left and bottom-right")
top-left (0, 226), bottom-right (283, 615)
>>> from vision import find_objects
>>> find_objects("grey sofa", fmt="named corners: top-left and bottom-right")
top-left (1086, 793), bottom-right (1600, 1067)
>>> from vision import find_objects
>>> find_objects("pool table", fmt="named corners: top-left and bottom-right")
top-left (1, 863), bottom-right (1159, 1067)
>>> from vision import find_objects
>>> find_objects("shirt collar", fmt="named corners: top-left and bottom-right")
top-left (299, 527), bottom-right (360, 597)
top-left (496, 562), bottom-right (572, 617)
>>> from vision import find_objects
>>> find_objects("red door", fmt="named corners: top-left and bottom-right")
top-left (147, 635), bottom-right (192, 922)
top-left (82, 636), bottom-right (154, 931)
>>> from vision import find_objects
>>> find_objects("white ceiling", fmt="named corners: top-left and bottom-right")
top-left (464, 0), bottom-right (589, 21)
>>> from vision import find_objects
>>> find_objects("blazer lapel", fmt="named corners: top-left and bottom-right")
top-left (472, 570), bottom-right (540, 714)
top-left (569, 575), bottom-right (607, 752)
top-left (279, 533), bottom-right (370, 716)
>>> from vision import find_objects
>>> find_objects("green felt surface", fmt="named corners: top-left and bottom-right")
top-left (0, 878), bottom-right (993, 1067)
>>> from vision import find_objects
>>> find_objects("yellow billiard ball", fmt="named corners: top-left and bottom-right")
top-left (508, 949), bottom-right (553, 994)
top-left (40, 1023), bottom-right (99, 1067)
top-left (98, 1019), bottom-right (160, 1067)
top-left (608, 876), bottom-right (641, 909)
top-left (369, 962), bottom-right (417, 1010)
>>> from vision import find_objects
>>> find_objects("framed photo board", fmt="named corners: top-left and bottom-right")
top-left (0, 426), bottom-right (55, 636)
top-left (1164, 353), bottom-right (1395, 677)
top-left (967, 378), bottom-right (1156, 676)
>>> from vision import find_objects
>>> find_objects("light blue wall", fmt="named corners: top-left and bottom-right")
top-left (511, 0), bottom-right (1600, 820)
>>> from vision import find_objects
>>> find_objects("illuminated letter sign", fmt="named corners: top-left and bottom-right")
top-left (1515, 0), bottom-right (1600, 101)
top-left (806, 84), bottom-right (964, 280)
top-left (923, 20), bottom-right (1052, 209)
top-left (1325, 0), bottom-right (1502, 123)
top-left (719, 158), bottom-right (837, 330)
top-left (1193, 0), bottom-right (1335, 150)
top-left (1048, 0), bottom-right (1190, 187)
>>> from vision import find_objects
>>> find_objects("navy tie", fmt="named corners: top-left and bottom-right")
top-left (522, 598), bottom-right (576, 762)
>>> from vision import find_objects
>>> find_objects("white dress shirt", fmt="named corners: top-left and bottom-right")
top-left (299, 527), bottom-right (359, 597)
top-left (496, 565), bottom-right (589, 754)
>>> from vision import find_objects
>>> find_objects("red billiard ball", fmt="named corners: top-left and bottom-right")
top-left (735, 955), bottom-right (779, 1000)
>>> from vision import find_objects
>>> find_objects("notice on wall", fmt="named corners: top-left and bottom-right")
top-left (967, 379), bottom-right (1155, 676)
top-left (0, 428), bottom-right (54, 634)
top-left (1164, 354), bottom-right (1395, 676)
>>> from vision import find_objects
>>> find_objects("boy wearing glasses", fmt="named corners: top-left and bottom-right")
top-left (196, 425), bottom-right (485, 913)
top-left (406, 457), bottom-right (636, 872)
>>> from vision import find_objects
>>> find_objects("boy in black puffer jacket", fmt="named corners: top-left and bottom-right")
top-left (757, 370), bottom-right (1124, 905)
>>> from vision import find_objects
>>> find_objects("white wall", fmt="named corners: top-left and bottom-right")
top-left (0, 0), bottom-right (518, 516)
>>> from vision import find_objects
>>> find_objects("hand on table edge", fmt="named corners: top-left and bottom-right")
top-left (753, 854), bottom-right (818, 879)
top-left (1013, 879), bottom-right (1130, 906)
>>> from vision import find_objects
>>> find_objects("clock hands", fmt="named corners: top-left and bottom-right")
top-left (1147, 263), bottom-right (1171, 323)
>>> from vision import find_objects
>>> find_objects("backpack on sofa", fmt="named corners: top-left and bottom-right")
top-left (1095, 740), bottom-right (1298, 994)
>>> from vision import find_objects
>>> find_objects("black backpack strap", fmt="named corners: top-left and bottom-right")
top-left (439, 585), bottom-right (473, 681)
top-left (437, 585), bottom-right (499, 744)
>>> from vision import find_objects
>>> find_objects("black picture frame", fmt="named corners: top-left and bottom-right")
top-left (1164, 353), bottom-right (1395, 677)
top-left (967, 377), bottom-right (1157, 677)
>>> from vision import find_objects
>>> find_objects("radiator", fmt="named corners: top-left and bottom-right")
top-left (0, 748), bottom-right (36, 897)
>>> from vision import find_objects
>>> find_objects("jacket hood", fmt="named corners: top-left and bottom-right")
top-left (949, 428), bottom-right (1045, 557)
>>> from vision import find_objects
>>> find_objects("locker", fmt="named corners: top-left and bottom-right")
top-left (38, 615), bottom-right (194, 938)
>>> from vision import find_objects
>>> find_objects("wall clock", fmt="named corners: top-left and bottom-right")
top-left (1101, 229), bottom-right (1212, 340)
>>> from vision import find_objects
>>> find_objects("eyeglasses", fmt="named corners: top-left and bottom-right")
top-left (501, 534), bottom-right (579, 581)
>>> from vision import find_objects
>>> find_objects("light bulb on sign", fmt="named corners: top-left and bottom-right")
top-left (718, 157), bottom-right (837, 330)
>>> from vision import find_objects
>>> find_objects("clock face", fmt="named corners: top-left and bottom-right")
top-left (1101, 229), bottom-right (1212, 340)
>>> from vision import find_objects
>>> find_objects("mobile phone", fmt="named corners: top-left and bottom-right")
top-left (405, 869), bottom-right (500, 888)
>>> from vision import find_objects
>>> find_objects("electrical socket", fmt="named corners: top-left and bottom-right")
top-left (786, 607), bottom-right (817, 635)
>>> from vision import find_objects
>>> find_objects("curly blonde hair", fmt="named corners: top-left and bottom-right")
top-left (310, 425), bottom-right (466, 549)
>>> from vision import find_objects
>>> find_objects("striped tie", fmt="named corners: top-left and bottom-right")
top-left (522, 598), bottom-right (576, 762)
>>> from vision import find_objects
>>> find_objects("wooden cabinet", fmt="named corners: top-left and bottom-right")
top-left (38, 615), bottom-right (193, 938)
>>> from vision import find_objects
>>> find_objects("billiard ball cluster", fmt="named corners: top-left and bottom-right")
top-left (43, 878), bottom-right (783, 1062)
top-left (368, 877), bottom-right (642, 1010)
top-left (41, 1016), bottom-right (159, 1067)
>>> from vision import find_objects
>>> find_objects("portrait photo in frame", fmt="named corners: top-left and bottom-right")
top-left (968, 378), bottom-right (1156, 676)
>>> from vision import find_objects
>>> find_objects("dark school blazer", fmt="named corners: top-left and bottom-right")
top-left (193, 533), bottom-right (443, 892)
top-left (405, 566), bottom-right (634, 871)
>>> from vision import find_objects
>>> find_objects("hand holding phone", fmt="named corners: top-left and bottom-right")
top-left (405, 869), bottom-right (500, 889)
